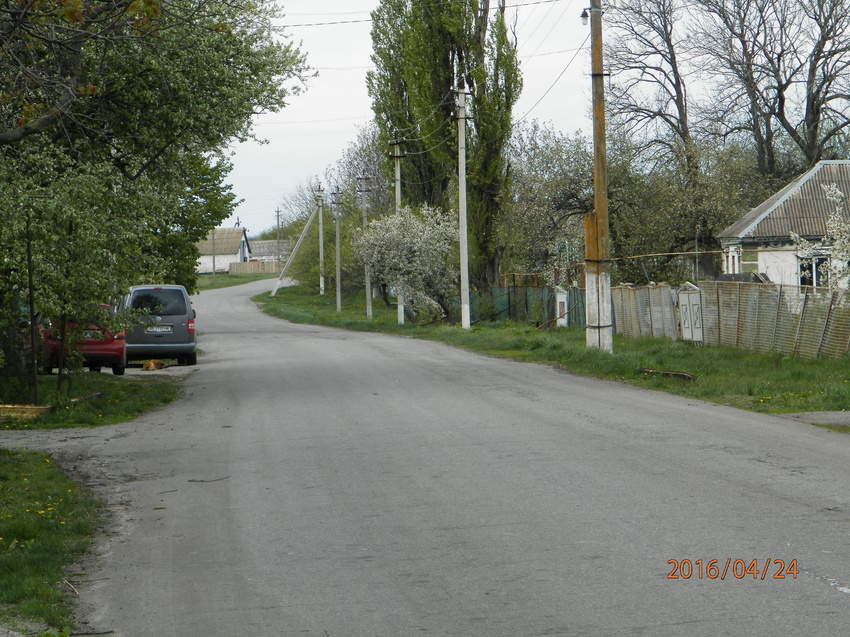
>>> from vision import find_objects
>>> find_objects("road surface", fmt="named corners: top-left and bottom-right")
top-left (5, 279), bottom-right (850, 636)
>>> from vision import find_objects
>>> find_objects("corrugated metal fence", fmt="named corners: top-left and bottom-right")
top-left (612, 285), bottom-right (679, 340)
top-left (612, 282), bottom-right (850, 360)
top-left (699, 282), bottom-right (850, 359)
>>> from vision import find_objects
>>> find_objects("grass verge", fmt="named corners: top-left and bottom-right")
top-left (2, 373), bottom-right (180, 431)
top-left (1, 371), bottom-right (181, 634)
top-left (0, 448), bottom-right (102, 634)
top-left (196, 272), bottom-right (278, 291)
top-left (259, 285), bottom-right (850, 415)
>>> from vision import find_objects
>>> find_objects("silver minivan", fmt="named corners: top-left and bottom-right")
top-left (120, 285), bottom-right (197, 365)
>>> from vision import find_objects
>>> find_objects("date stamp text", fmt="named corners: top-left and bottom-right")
top-left (667, 558), bottom-right (798, 580)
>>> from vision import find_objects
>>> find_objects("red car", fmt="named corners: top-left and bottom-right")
top-left (41, 307), bottom-right (127, 376)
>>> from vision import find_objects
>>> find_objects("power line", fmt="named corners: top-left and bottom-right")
top-left (284, 0), bottom-right (569, 28)
top-left (517, 33), bottom-right (588, 123)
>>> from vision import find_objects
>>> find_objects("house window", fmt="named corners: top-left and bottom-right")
top-left (799, 256), bottom-right (830, 287)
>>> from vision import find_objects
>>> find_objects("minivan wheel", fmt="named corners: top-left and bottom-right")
top-left (186, 352), bottom-right (197, 366)
top-left (89, 365), bottom-right (102, 373)
top-left (112, 365), bottom-right (126, 376)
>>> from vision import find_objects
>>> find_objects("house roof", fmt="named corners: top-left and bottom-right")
top-left (196, 228), bottom-right (251, 256)
top-left (718, 160), bottom-right (850, 242)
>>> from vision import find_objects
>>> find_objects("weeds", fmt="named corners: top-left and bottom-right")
top-left (0, 449), bottom-right (102, 631)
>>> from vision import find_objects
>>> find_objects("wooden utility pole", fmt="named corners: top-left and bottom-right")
top-left (584, 0), bottom-right (613, 352)
top-left (458, 89), bottom-right (471, 329)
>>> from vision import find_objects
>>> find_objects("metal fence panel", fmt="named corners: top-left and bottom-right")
top-left (820, 290), bottom-right (850, 359)
top-left (795, 286), bottom-right (832, 359)
top-left (753, 284), bottom-right (780, 353)
top-left (692, 282), bottom-right (850, 360)
top-left (612, 285), bottom-right (677, 339)
top-left (699, 282), bottom-right (720, 346)
top-left (773, 286), bottom-right (803, 356)
top-left (718, 283), bottom-right (740, 348)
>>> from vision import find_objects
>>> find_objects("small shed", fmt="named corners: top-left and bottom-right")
top-left (196, 227), bottom-right (251, 273)
top-left (717, 160), bottom-right (850, 287)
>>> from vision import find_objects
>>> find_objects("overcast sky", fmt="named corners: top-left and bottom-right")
top-left (224, 0), bottom-right (593, 237)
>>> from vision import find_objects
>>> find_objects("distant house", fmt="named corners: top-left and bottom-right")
top-left (249, 239), bottom-right (291, 263)
top-left (717, 160), bottom-right (850, 287)
top-left (196, 227), bottom-right (251, 273)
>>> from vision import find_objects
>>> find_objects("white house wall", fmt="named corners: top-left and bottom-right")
top-left (197, 254), bottom-right (239, 273)
top-left (758, 247), bottom-right (798, 285)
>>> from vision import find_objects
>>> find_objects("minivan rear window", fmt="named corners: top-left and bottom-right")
top-left (131, 289), bottom-right (187, 316)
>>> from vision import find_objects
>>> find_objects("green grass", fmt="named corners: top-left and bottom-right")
top-left (1, 372), bottom-right (180, 633)
top-left (1, 373), bottom-right (179, 431)
top-left (0, 448), bottom-right (102, 633)
top-left (259, 285), bottom-right (850, 415)
top-left (196, 272), bottom-right (278, 291)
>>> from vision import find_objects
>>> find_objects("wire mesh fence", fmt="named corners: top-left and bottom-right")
top-left (470, 286), bottom-right (556, 324)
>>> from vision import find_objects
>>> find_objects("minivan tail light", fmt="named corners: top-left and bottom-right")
top-left (188, 318), bottom-right (195, 334)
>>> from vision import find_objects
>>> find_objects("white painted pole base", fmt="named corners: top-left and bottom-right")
top-left (585, 269), bottom-right (613, 352)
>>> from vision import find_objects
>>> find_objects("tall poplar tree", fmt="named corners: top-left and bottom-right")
top-left (367, 0), bottom-right (521, 289)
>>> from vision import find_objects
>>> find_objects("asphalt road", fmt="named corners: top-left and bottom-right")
top-left (5, 279), bottom-right (850, 636)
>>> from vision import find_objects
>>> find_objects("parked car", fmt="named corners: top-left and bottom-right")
top-left (41, 306), bottom-right (127, 375)
top-left (119, 285), bottom-right (197, 365)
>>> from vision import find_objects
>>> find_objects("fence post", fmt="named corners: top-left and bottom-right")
top-left (815, 290), bottom-right (837, 359)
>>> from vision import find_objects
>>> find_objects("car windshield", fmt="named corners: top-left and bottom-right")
top-left (131, 290), bottom-right (187, 316)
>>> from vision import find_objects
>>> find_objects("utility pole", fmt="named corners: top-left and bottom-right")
top-left (332, 187), bottom-right (342, 313)
top-left (317, 182), bottom-right (325, 295)
top-left (211, 227), bottom-right (216, 283)
top-left (270, 203), bottom-right (320, 296)
top-left (358, 175), bottom-right (373, 319)
top-left (582, 0), bottom-right (613, 352)
top-left (457, 89), bottom-right (471, 329)
top-left (275, 207), bottom-right (282, 264)
top-left (392, 137), bottom-right (405, 325)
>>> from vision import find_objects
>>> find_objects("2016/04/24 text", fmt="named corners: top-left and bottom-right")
top-left (667, 558), bottom-right (798, 580)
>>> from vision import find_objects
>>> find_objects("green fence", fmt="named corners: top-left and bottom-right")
top-left (466, 286), bottom-right (585, 327)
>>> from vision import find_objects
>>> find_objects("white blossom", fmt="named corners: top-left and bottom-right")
top-left (792, 184), bottom-right (850, 288)
top-left (352, 205), bottom-right (459, 312)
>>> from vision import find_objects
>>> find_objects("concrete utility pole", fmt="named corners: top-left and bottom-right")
top-left (317, 183), bottom-right (325, 296)
top-left (275, 207), bottom-right (282, 264)
top-left (392, 137), bottom-right (405, 325)
top-left (359, 176), bottom-right (373, 319)
top-left (583, 0), bottom-right (613, 352)
top-left (457, 89), bottom-right (471, 329)
top-left (332, 187), bottom-right (342, 313)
